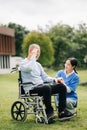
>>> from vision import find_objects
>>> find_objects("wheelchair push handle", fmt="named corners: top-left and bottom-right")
top-left (10, 66), bottom-right (19, 73)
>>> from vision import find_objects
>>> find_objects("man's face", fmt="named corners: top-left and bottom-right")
top-left (36, 48), bottom-right (40, 60)
top-left (30, 47), bottom-right (40, 60)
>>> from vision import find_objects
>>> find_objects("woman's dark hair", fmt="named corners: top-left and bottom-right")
top-left (67, 57), bottom-right (78, 73)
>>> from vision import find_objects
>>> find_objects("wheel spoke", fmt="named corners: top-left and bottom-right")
top-left (15, 113), bottom-right (19, 120)
top-left (19, 113), bottom-right (23, 119)
top-left (19, 103), bottom-right (22, 110)
top-left (15, 104), bottom-right (19, 110)
top-left (13, 110), bottom-right (18, 114)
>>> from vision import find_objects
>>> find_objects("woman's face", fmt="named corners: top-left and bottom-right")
top-left (65, 60), bottom-right (74, 73)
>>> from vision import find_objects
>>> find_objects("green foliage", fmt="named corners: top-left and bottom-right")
top-left (47, 23), bottom-right (87, 68)
top-left (48, 23), bottom-right (74, 68)
top-left (22, 31), bottom-right (54, 66)
top-left (8, 22), bottom-right (29, 56)
top-left (72, 23), bottom-right (87, 67)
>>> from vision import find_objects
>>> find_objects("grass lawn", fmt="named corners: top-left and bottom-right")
top-left (0, 69), bottom-right (87, 130)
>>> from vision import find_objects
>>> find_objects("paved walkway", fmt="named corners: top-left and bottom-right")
top-left (0, 69), bottom-right (11, 74)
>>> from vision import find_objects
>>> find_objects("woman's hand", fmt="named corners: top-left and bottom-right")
top-left (57, 78), bottom-right (64, 84)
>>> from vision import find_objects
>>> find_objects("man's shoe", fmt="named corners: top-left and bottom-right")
top-left (59, 110), bottom-right (77, 122)
top-left (47, 112), bottom-right (57, 120)
top-left (47, 112), bottom-right (56, 124)
top-left (48, 118), bottom-right (55, 124)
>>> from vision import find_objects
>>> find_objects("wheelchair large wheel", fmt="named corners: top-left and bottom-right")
top-left (11, 101), bottom-right (27, 121)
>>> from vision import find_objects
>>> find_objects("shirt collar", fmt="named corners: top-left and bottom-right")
top-left (64, 70), bottom-right (74, 77)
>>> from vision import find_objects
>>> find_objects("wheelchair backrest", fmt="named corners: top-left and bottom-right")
top-left (18, 70), bottom-right (25, 95)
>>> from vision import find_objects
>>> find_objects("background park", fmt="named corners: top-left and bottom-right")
top-left (0, 22), bottom-right (87, 130)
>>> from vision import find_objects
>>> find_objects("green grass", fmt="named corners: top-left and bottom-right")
top-left (0, 70), bottom-right (87, 130)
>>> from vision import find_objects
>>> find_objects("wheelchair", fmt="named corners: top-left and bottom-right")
top-left (11, 67), bottom-right (55, 124)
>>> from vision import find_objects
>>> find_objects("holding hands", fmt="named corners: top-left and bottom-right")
top-left (54, 77), bottom-right (65, 84)
top-left (57, 78), bottom-right (64, 84)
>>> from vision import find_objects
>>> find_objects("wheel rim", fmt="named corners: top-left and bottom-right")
top-left (11, 101), bottom-right (27, 121)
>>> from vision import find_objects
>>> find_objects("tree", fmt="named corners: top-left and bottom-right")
top-left (48, 23), bottom-right (75, 68)
top-left (47, 22), bottom-right (87, 68)
top-left (72, 23), bottom-right (87, 67)
top-left (22, 31), bottom-right (54, 66)
top-left (8, 22), bottom-right (29, 56)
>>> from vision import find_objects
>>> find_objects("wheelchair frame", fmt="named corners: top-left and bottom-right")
top-left (11, 67), bottom-right (77, 123)
top-left (11, 68), bottom-right (50, 124)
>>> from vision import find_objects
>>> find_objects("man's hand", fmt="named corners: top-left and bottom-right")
top-left (31, 48), bottom-right (38, 57)
top-left (29, 48), bottom-right (38, 59)
top-left (56, 78), bottom-right (64, 84)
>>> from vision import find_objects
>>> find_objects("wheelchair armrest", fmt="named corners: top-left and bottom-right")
top-left (21, 82), bottom-right (35, 85)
